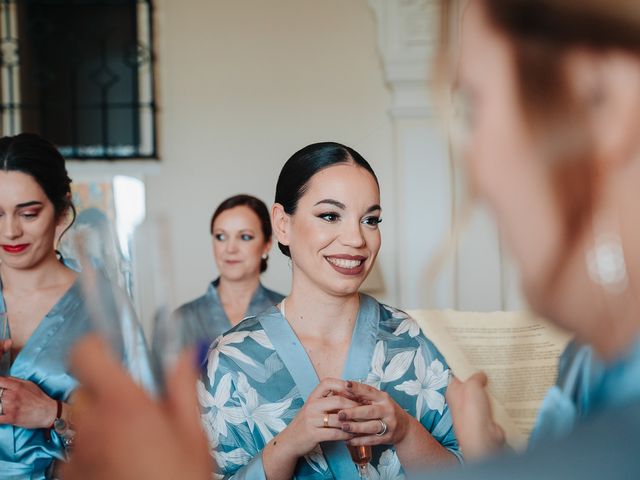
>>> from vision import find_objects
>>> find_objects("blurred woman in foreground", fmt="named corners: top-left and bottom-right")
top-left (440, 0), bottom-right (640, 462)
top-left (62, 0), bottom-right (640, 478)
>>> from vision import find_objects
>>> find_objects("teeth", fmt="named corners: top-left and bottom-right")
top-left (327, 257), bottom-right (363, 269)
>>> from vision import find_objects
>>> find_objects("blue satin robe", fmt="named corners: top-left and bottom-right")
top-left (529, 336), bottom-right (640, 447)
top-left (168, 278), bottom-right (284, 350)
top-left (200, 294), bottom-right (461, 479)
top-left (0, 276), bottom-right (155, 479)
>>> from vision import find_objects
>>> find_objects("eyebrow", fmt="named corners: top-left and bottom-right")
top-left (366, 204), bottom-right (382, 213)
top-left (314, 199), bottom-right (381, 214)
top-left (314, 199), bottom-right (345, 209)
top-left (16, 201), bottom-right (43, 209)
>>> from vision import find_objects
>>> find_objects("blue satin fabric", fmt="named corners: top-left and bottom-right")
top-left (530, 336), bottom-right (640, 447)
top-left (167, 278), bottom-right (284, 350)
top-left (0, 275), bottom-right (156, 479)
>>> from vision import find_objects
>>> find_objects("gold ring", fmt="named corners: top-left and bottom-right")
top-left (323, 413), bottom-right (329, 428)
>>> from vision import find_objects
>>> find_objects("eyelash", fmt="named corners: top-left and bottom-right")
top-left (363, 216), bottom-right (382, 227)
top-left (21, 212), bottom-right (39, 219)
top-left (319, 212), bottom-right (340, 222)
top-left (214, 233), bottom-right (254, 241)
top-left (317, 212), bottom-right (382, 227)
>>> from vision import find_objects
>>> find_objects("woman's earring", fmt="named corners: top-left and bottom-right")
top-left (586, 213), bottom-right (628, 295)
top-left (262, 253), bottom-right (269, 260)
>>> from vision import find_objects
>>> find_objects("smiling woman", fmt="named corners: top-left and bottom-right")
top-left (199, 142), bottom-right (461, 479)
top-left (159, 194), bottom-right (285, 353)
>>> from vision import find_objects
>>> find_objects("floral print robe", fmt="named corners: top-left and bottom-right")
top-left (199, 294), bottom-right (461, 479)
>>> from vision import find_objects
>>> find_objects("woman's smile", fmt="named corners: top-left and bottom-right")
top-left (325, 254), bottom-right (367, 276)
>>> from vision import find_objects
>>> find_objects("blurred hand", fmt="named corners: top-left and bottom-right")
top-left (0, 339), bottom-right (11, 356)
top-left (0, 376), bottom-right (57, 429)
top-left (62, 335), bottom-right (212, 480)
top-left (445, 372), bottom-right (506, 460)
top-left (338, 380), bottom-right (412, 446)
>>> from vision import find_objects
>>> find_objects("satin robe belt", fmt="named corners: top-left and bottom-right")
top-left (0, 459), bottom-right (52, 479)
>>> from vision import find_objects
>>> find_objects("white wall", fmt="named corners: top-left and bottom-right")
top-left (148, 0), bottom-right (398, 308)
top-left (67, 0), bottom-right (524, 315)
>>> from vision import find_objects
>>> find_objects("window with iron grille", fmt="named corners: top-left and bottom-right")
top-left (0, 0), bottom-right (157, 159)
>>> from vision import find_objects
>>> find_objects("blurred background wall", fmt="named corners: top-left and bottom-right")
top-left (2, 0), bottom-right (522, 318)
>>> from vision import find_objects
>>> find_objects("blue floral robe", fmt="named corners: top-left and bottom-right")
top-left (200, 294), bottom-right (461, 479)
top-left (0, 275), bottom-right (155, 479)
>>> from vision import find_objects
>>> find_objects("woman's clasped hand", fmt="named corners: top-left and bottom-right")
top-left (270, 379), bottom-right (360, 456)
top-left (338, 380), bottom-right (412, 447)
top-left (0, 376), bottom-right (58, 429)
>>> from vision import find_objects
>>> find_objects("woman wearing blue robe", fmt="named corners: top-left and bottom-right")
top-left (0, 133), bottom-right (154, 479)
top-left (174, 277), bottom-right (283, 350)
top-left (0, 274), bottom-right (154, 478)
top-left (161, 195), bottom-right (284, 351)
top-left (200, 143), bottom-right (460, 479)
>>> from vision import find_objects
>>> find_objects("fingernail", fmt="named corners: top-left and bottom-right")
top-left (338, 412), bottom-right (347, 421)
top-left (342, 423), bottom-right (351, 432)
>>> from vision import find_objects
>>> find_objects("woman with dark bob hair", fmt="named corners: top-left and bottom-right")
top-left (199, 142), bottom-right (460, 478)
top-left (167, 194), bottom-right (284, 350)
top-left (0, 133), bottom-right (153, 478)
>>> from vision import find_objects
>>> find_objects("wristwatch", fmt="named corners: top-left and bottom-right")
top-left (52, 400), bottom-right (66, 433)
top-left (51, 400), bottom-right (75, 448)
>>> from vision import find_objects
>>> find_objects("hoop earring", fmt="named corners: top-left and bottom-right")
top-left (586, 213), bottom-right (628, 295)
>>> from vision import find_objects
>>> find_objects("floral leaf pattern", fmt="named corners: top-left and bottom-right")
top-left (366, 341), bottom-right (415, 389)
top-left (201, 300), bottom-right (461, 479)
top-left (395, 355), bottom-right (449, 417)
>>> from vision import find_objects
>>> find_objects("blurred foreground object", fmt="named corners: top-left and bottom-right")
top-left (62, 336), bottom-right (211, 480)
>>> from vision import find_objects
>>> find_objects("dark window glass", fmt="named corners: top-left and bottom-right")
top-left (0, 0), bottom-right (156, 159)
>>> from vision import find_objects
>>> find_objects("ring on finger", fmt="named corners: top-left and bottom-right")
top-left (323, 413), bottom-right (329, 428)
top-left (0, 387), bottom-right (4, 399)
top-left (376, 418), bottom-right (387, 436)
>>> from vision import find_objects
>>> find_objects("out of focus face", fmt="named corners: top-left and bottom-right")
top-left (212, 205), bottom-right (269, 283)
top-left (454, 2), bottom-right (565, 309)
top-left (284, 163), bottom-right (382, 297)
top-left (0, 171), bottom-right (60, 271)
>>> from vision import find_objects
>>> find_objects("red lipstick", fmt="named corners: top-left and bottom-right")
top-left (2, 244), bottom-right (29, 254)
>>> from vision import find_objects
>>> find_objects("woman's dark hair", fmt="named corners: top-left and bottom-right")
top-left (0, 133), bottom-right (76, 242)
top-left (210, 194), bottom-right (272, 273)
top-left (275, 142), bottom-right (379, 258)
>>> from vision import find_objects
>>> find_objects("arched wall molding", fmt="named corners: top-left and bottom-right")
top-left (368, 0), bottom-right (522, 311)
